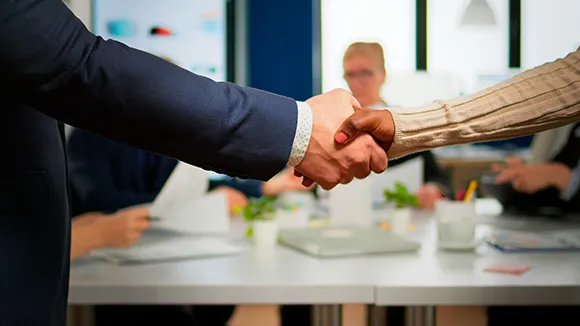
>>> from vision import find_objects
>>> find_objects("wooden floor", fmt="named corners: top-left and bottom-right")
top-left (229, 305), bottom-right (486, 326)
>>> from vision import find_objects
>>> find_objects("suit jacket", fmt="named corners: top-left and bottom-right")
top-left (0, 1), bottom-right (297, 325)
top-left (68, 128), bottom-right (264, 215)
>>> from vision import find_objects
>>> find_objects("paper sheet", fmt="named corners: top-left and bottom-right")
top-left (90, 236), bottom-right (242, 264)
top-left (150, 161), bottom-right (209, 216)
top-left (328, 178), bottom-right (374, 227)
top-left (149, 162), bottom-right (229, 234)
top-left (153, 191), bottom-right (230, 234)
top-left (371, 156), bottom-right (424, 205)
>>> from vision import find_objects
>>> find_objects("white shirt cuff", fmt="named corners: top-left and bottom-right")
top-left (286, 101), bottom-right (313, 167)
top-left (561, 162), bottom-right (580, 201)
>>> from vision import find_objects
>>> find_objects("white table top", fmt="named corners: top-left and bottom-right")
top-left (69, 230), bottom-right (374, 305)
top-left (373, 214), bottom-right (580, 306)
top-left (69, 204), bottom-right (580, 306)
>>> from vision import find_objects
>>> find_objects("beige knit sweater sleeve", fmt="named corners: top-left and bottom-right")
top-left (388, 48), bottom-right (580, 159)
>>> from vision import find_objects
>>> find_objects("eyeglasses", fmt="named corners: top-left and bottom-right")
top-left (344, 69), bottom-right (374, 81)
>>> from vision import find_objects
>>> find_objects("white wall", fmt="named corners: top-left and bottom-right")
top-left (320, 0), bottom-right (416, 92)
top-left (521, 0), bottom-right (580, 69)
top-left (427, 0), bottom-right (509, 93)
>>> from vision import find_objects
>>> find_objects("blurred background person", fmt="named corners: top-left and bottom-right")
top-left (342, 42), bottom-right (452, 208)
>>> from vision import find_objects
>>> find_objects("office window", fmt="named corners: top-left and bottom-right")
top-left (521, 0), bottom-right (580, 69)
top-left (320, 0), bottom-right (416, 92)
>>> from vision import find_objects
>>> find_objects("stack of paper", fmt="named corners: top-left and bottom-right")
top-left (91, 237), bottom-right (242, 264)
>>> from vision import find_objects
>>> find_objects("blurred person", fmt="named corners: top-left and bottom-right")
top-left (70, 207), bottom-right (151, 260)
top-left (342, 42), bottom-right (452, 208)
top-left (493, 121), bottom-right (580, 213)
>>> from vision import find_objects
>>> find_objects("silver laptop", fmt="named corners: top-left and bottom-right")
top-left (279, 227), bottom-right (421, 258)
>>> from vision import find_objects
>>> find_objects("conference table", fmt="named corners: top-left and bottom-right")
top-left (68, 202), bottom-right (580, 326)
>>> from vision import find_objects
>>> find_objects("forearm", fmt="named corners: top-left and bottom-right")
top-left (389, 49), bottom-right (580, 159)
top-left (1, 0), bottom-right (301, 181)
top-left (70, 218), bottom-right (104, 259)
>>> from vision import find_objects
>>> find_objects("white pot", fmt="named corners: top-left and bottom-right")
top-left (390, 208), bottom-right (412, 235)
top-left (252, 219), bottom-right (278, 247)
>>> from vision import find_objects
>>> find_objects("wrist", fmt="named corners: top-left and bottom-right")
top-left (548, 163), bottom-right (571, 191)
top-left (92, 218), bottom-right (110, 248)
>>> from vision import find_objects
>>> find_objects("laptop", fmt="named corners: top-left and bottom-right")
top-left (278, 227), bottom-right (420, 258)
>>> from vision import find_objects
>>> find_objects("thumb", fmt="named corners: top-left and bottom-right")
top-left (334, 109), bottom-right (379, 144)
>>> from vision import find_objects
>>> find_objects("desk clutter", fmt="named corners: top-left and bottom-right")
top-left (85, 160), bottom-right (575, 270)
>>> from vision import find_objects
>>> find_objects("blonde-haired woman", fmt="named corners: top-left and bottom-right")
top-left (343, 42), bottom-right (452, 209)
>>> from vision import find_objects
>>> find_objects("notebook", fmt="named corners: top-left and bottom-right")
top-left (485, 229), bottom-right (580, 253)
top-left (90, 237), bottom-right (242, 264)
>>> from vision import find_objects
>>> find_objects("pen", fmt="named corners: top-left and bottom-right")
top-left (463, 180), bottom-right (478, 202)
top-left (146, 216), bottom-right (162, 222)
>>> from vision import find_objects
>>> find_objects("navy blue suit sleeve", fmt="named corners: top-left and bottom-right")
top-left (0, 0), bottom-right (297, 181)
top-left (208, 179), bottom-right (264, 198)
top-left (67, 129), bottom-right (157, 213)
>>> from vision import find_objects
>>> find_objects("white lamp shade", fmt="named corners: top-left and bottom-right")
top-left (461, 0), bottom-right (496, 26)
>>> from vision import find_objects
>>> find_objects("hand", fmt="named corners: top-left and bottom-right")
top-left (212, 186), bottom-right (248, 216)
top-left (334, 107), bottom-right (396, 153)
top-left (416, 183), bottom-right (443, 210)
top-left (295, 89), bottom-right (389, 190)
top-left (95, 206), bottom-right (151, 248)
top-left (495, 163), bottom-right (571, 194)
top-left (263, 168), bottom-right (314, 196)
top-left (491, 156), bottom-right (525, 171)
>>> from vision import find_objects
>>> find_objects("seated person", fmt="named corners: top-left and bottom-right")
top-left (342, 42), bottom-right (452, 208)
top-left (493, 121), bottom-right (580, 214)
top-left (67, 127), bottom-right (308, 326)
top-left (487, 122), bottom-right (580, 326)
top-left (71, 207), bottom-right (151, 260)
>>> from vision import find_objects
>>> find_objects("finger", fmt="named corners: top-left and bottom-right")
top-left (354, 164), bottom-right (371, 179)
top-left (512, 178), bottom-right (524, 192)
top-left (369, 144), bottom-right (389, 174)
top-left (334, 109), bottom-right (378, 144)
top-left (136, 220), bottom-right (152, 230)
top-left (490, 163), bottom-right (504, 172)
top-left (302, 177), bottom-right (314, 187)
top-left (495, 169), bottom-right (520, 184)
top-left (118, 206), bottom-right (150, 218)
top-left (340, 173), bottom-right (355, 185)
top-left (294, 169), bottom-right (304, 178)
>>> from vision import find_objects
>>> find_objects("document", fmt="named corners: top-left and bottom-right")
top-left (328, 177), bottom-right (374, 228)
top-left (154, 191), bottom-right (230, 234)
top-left (91, 236), bottom-right (242, 264)
top-left (149, 161), bottom-right (229, 234)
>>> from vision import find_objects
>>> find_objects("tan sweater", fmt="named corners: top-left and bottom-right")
top-left (389, 48), bottom-right (580, 159)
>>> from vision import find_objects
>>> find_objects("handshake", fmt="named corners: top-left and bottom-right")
top-left (294, 89), bottom-right (397, 190)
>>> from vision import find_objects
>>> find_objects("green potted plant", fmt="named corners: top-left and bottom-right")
top-left (237, 196), bottom-right (279, 247)
top-left (383, 182), bottom-right (419, 234)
